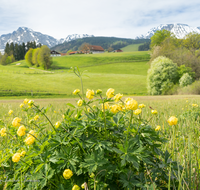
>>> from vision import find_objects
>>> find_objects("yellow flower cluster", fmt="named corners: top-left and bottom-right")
top-left (114, 93), bottom-right (123, 102)
top-left (34, 115), bottom-right (39, 121)
top-left (0, 127), bottom-right (6, 137)
top-left (73, 89), bottom-right (80, 95)
top-left (86, 89), bottom-right (94, 100)
top-left (55, 121), bottom-right (61, 128)
top-left (24, 130), bottom-right (36, 145)
top-left (139, 104), bottom-right (146, 108)
top-left (110, 104), bottom-right (122, 113)
top-left (125, 98), bottom-right (138, 110)
top-left (12, 153), bottom-right (21, 162)
top-left (106, 88), bottom-right (114, 99)
top-left (151, 110), bottom-right (158, 115)
top-left (77, 99), bottom-right (83, 107)
top-left (192, 104), bottom-right (198, 107)
top-left (23, 98), bottom-right (29, 104)
top-left (72, 185), bottom-right (80, 190)
top-left (134, 109), bottom-right (142, 115)
top-left (8, 110), bottom-right (13, 115)
top-left (155, 125), bottom-right (161, 131)
top-left (63, 169), bottom-right (73, 179)
top-left (17, 125), bottom-right (26, 136)
top-left (167, 116), bottom-right (178, 126)
top-left (12, 117), bottom-right (22, 127)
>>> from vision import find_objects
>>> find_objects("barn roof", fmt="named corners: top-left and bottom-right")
top-left (89, 45), bottom-right (104, 51)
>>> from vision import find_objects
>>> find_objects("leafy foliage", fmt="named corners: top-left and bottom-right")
top-left (0, 68), bottom-right (183, 189)
top-left (147, 56), bottom-right (178, 95)
top-left (179, 73), bottom-right (193, 87)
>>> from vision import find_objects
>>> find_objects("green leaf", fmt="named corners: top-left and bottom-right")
top-left (35, 163), bottom-right (44, 173)
top-left (66, 103), bottom-right (75, 108)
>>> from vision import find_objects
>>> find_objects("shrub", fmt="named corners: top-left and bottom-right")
top-left (147, 56), bottom-right (178, 95)
top-left (179, 73), bottom-right (193, 87)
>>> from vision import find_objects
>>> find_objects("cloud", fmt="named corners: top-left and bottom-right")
top-left (0, 0), bottom-right (200, 39)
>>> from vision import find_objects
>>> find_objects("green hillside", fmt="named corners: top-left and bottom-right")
top-left (0, 51), bottom-right (150, 98)
top-left (51, 36), bottom-right (150, 53)
top-left (121, 43), bottom-right (144, 52)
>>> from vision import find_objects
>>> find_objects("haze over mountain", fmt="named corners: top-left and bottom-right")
top-left (135, 23), bottom-right (200, 39)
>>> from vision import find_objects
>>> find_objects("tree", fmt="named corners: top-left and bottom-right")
top-left (32, 48), bottom-right (40, 66)
top-left (25, 48), bottom-right (34, 66)
top-left (183, 32), bottom-right (200, 56)
top-left (79, 43), bottom-right (90, 53)
top-left (37, 45), bottom-right (52, 70)
top-left (179, 73), bottom-right (193, 87)
top-left (4, 43), bottom-right (10, 55)
top-left (150, 29), bottom-right (172, 48)
top-left (147, 56), bottom-right (178, 95)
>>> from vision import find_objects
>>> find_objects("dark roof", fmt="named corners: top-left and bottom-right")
top-left (51, 50), bottom-right (60, 54)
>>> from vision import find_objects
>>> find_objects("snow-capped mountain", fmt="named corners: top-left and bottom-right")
top-left (59, 34), bottom-right (94, 44)
top-left (135, 23), bottom-right (200, 39)
top-left (0, 27), bottom-right (93, 50)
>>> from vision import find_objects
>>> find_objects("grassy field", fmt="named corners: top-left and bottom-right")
top-left (121, 43), bottom-right (144, 52)
top-left (0, 51), bottom-right (150, 97)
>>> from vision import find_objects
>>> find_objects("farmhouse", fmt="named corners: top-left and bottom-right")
top-left (114, 49), bottom-right (123, 52)
top-left (89, 45), bottom-right (104, 54)
top-left (50, 50), bottom-right (61, 56)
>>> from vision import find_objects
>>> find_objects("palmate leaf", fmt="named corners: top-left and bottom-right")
top-left (80, 151), bottom-right (108, 174)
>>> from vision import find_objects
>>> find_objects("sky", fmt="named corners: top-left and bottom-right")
top-left (0, 0), bottom-right (200, 40)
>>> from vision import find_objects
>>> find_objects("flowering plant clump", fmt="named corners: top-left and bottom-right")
top-left (0, 67), bottom-right (183, 190)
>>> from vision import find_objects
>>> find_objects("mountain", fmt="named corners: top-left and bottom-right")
top-left (0, 27), bottom-right (93, 51)
top-left (135, 23), bottom-right (200, 39)
top-left (51, 36), bottom-right (150, 53)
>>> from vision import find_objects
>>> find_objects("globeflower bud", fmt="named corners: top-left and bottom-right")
top-left (20, 103), bottom-right (24, 108)
top-left (167, 116), bottom-right (178, 126)
top-left (0, 127), bottom-right (6, 137)
top-left (12, 117), bottom-right (22, 127)
top-left (151, 110), bottom-right (158, 115)
top-left (86, 89), bottom-right (94, 100)
top-left (77, 99), bottom-right (83, 107)
top-left (55, 121), bottom-right (61, 128)
top-left (73, 89), bottom-right (80, 95)
top-left (155, 125), bottom-right (161, 131)
top-left (20, 151), bottom-right (26, 157)
top-left (34, 115), bottom-right (39, 121)
top-left (96, 89), bottom-right (102, 94)
top-left (134, 109), bottom-right (142, 115)
top-left (106, 88), bottom-right (114, 98)
top-left (23, 98), bottom-right (29, 104)
top-left (28, 100), bottom-right (34, 107)
top-left (72, 185), bottom-right (80, 190)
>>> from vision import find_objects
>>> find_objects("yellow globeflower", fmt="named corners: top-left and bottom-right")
top-left (106, 88), bottom-right (114, 99)
top-left (102, 102), bottom-right (109, 110)
top-left (0, 127), bottom-right (6, 137)
top-left (24, 136), bottom-right (35, 145)
top-left (114, 93), bottom-right (123, 102)
top-left (12, 117), bottom-right (22, 127)
top-left (20, 103), bottom-right (24, 108)
top-left (77, 99), bottom-right (83, 107)
top-left (139, 104), bottom-right (146, 108)
top-left (192, 104), bottom-right (198, 107)
top-left (134, 109), bottom-right (142, 115)
top-left (17, 125), bottom-right (26, 136)
top-left (86, 89), bottom-right (94, 100)
top-left (20, 151), bottom-right (26, 157)
top-left (81, 183), bottom-right (85, 189)
top-left (34, 115), bottom-right (39, 121)
top-left (110, 104), bottom-right (122, 114)
top-left (62, 114), bottom-right (65, 119)
top-left (23, 98), bottom-right (29, 104)
top-left (168, 116), bottom-right (178, 126)
top-left (125, 98), bottom-right (138, 110)
top-left (155, 125), bottom-right (161, 131)
top-left (12, 153), bottom-right (21, 162)
top-left (151, 110), bottom-right (158, 115)
top-left (63, 169), bottom-right (73, 179)
top-left (73, 89), bottom-right (80, 95)
top-left (8, 110), bottom-right (13, 115)
top-left (55, 121), bottom-right (61, 128)
top-left (72, 185), bottom-right (80, 190)
top-left (28, 100), bottom-right (34, 107)
top-left (27, 130), bottom-right (35, 137)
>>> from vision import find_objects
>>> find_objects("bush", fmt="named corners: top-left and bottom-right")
top-left (179, 73), bottom-right (193, 87)
top-left (147, 56), bottom-right (178, 95)
top-left (0, 68), bottom-right (182, 190)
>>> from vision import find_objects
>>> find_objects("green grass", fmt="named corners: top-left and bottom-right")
top-left (0, 51), bottom-right (150, 97)
top-left (121, 43), bottom-right (144, 52)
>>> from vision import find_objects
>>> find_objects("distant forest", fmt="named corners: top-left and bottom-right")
top-left (51, 37), bottom-right (150, 53)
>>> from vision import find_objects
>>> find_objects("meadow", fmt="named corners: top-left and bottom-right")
top-left (0, 51), bottom-right (150, 98)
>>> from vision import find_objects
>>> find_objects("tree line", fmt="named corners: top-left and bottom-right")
top-left (0, 41), bottom-right (41, 65)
